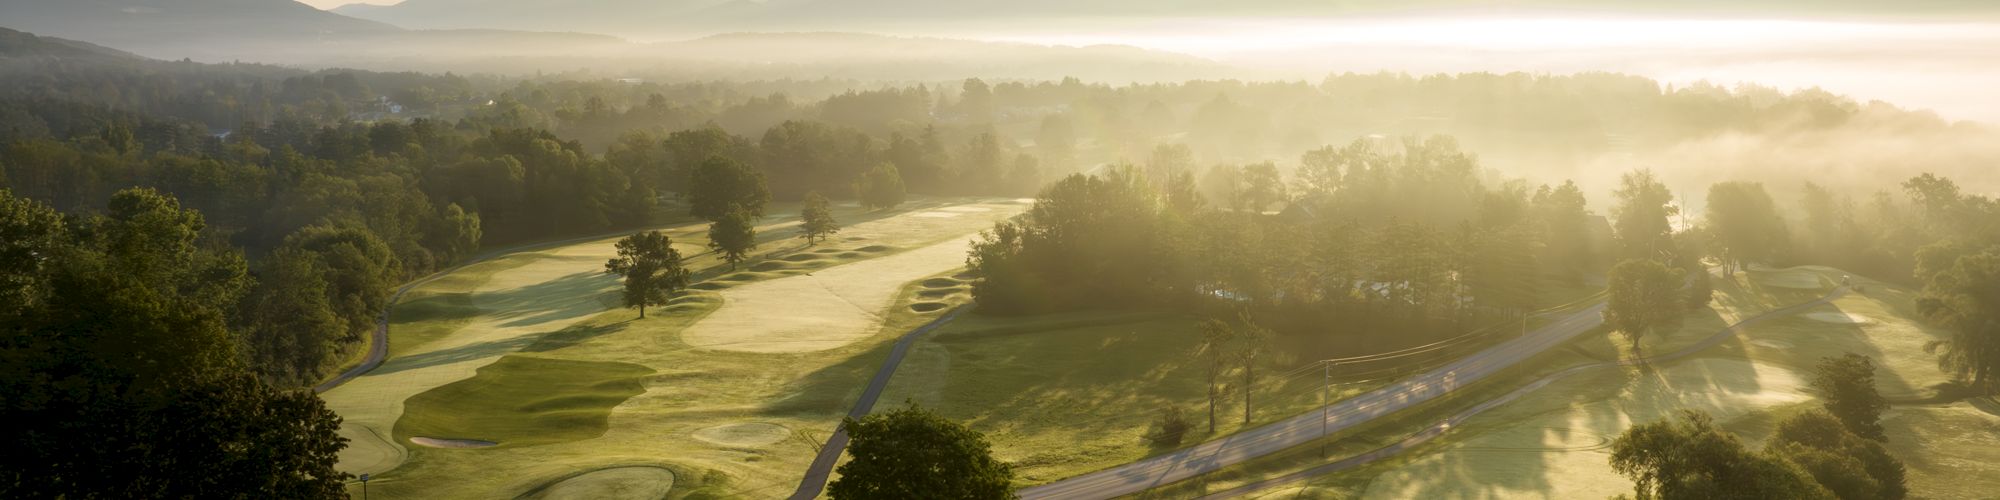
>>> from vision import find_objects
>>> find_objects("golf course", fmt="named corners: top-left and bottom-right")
top-left (319, 197), bottom-right (1027, 498)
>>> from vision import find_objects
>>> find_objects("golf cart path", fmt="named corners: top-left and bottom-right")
top-left (1199, 286), bottom-right (1849, 499)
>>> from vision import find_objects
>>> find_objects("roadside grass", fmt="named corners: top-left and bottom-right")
top-left (879, 309), bottom-right (1406, 487)
top-left (395, 355), bottom-right (654, 448)
top-left (1140, 265), bottom-right (1990, 499)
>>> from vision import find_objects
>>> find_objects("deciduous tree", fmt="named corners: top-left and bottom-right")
top-left (799, 191), bottom-right (839, 245)
top-left (603, 230), bottom-right (690, 318)
top-left (1606, 258), bottom-right (1684, 357)
top-left (828, 403), bottom-right (1014, 500)
top-left (708, 206), bottom-right (759, 270)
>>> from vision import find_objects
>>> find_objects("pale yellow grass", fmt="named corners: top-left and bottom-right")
top-left (682, 201), bottom-right (1022, 353)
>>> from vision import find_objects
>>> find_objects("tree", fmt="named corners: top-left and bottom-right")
top-left (1808, 354), bottom-right (1890, 440)
top-left (828, 403), bottom-right (1014, 500)
top-left (1236, 313), bottom-right (1271, 424)
top-left (1236, 161), bottom-right (1286, 213)
top-left (1768, 410), bottom-right (1907, 500)
top-left (1605, 259), bottom-right (1685, 357)
top-left (1917, 246), bottom-right (2000, 393)
top-left (2, 189), bottom-right (348, 498)
top-left (860, 163), bottom-right (906, 210)
top-left (1197, 319), bottom-right (1235, 433)
top-left (687, 156), bottom-right (769, 221)
top-left (1612, 169), bottom-right (1678, 262)
top-left (708, 206), bottom-right (759, 270)
top-left (1609, 410), bottom-right (1831, 500)
top-left (799, 191), bottom-right (839, 245)
top-left (1532, 180), bottom-right (1595, 284)
top-left (1706, 181), bottom-right (1790, 274)
top-left (603, 230), bottom-right (690, 318)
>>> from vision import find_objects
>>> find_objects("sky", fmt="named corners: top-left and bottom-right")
top-left (303, 0), bottom-right (396, 8)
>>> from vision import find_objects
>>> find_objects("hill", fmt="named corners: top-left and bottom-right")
top-left (0, 0), bottom-right (398, 54)
top-left (337, 0), bottom-right (2000, 38)
top-left (0, 26), bottom-right (146, 62)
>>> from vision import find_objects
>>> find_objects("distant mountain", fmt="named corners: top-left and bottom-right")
top-left (0, 0), bottom-right (399, 56)
top-left (0, 26), bottom-right (147, 62)
top-left (334, 0), bottom-right (2000, 38)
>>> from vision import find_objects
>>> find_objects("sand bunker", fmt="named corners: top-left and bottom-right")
top-left (914, 211), bottom-right (962, 218)
top-left (940, 206), bottom-right (992, 212)
top-left (529, 466), bottom-right (675, 500)
top-left (691, 422), bottom-right (790, 447)
top-left (1751, 339), bottom-right (1795, 349)
top-left (410, 437), bottom-right (498, 448)
top-left (1805, 312), bottom-right (1871, 324)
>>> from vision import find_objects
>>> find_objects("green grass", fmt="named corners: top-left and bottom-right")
top-left (396, 355), bottom-right (654, 448)
top-left (878, 309), bottom-right (1395, 486)
top-left (1136, 265), bottom-right (1991, 499)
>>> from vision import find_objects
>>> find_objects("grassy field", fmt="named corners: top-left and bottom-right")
top-left (1139, 265), bottom-right (1994, 499)
top-left (325, 197), bottom-right (1028, 498)
top-left (871, 275), bottom-right (1604, 487)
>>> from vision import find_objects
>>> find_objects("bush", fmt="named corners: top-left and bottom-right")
top-left (1150, 405), bottom-right (1190, 447)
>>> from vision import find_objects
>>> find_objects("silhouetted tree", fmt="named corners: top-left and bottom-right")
top-left (688, 156), bottom-right (769, 221)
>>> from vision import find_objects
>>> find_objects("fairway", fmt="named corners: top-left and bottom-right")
top-left (323, 197), bottom-right (1027, 498)
top-left (682, 200), bottom-right (1024, 352)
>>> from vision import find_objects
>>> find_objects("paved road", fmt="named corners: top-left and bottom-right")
top-left (1019, 301), bottom-right (1613, 499)
top-left (1198, 286), bottom-right (1848, 499)
top-left (789, 306), bottom-right (972, 499)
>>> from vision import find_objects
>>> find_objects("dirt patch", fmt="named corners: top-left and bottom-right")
top-left (1805, 312), bottom-right (1871, 324)
top-left (691, 422), bottom-right (790, 447)
top-left (410, 437), bottom-right (498, 448)
top-left (526, 466), bottom-right (675, 500)
top-left (910, 302), bottom-right (949, 313)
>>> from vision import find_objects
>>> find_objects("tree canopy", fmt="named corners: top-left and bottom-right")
top-left (604, 230), bottom-right (691, 318)
top-left (828, 403), bottom-right (1015, 500)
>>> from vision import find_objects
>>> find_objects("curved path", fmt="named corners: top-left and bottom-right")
top-left (1199, 286), bottom-right (1848, 499)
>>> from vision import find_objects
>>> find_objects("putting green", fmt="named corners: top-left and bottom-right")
top-left (691, 422), bottom-right (790, 447)
top-left (525, 466), bottom-right (676, 500)
top-left (682, 201), bottom-right (1023, 353)
top-left (396, 355), bottom-right (653, 448)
